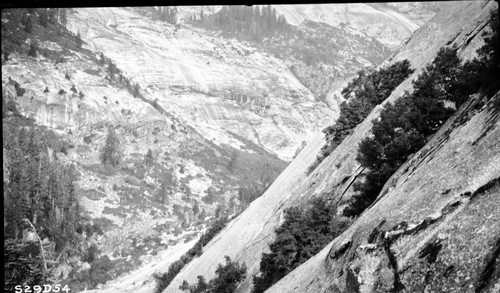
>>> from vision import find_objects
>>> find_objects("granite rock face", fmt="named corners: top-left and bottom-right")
top-left (163, 1), bottom-right (499, 292)
top-left (66, 7), bottom-right (333, 161)
top-left (272, 2), bottom-right (444, 50)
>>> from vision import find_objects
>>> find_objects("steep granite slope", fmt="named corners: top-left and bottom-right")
top-left (67, 7), bottom-right (333, 161)
top-left (268, 82), bottom-right (500, 293)
top-left (163, 1), bottom-right (498, 292)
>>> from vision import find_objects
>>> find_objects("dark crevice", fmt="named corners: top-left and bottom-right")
top-left (381, 236), bottom-right (405, 292)
top-left (475, 237), bottom-right (500, 293)
top-left (443, 265), bottom-right (455, 278)
top-left (460, 191), bottom-right (472, 198)
top-left (470, 177), bottom-right (500, 200)
top-left (404, 217), bottom-right (440, 237)
top-left (419, 239), bottom-right (443, 264)
top-left (441, 200), bottom-right (462, 215)
top-left (334, 166), bottom-right (365, 207)
top-left (471, 120), bottom-right (499, 146)
top-left (330, 240), bottom-right (352, 260)
top-left (367, 220), bottom-right (387, 244)
top-left (471, 99), bottom-right (500, 146)
top-left (345, 267), bottom-right (360, 293)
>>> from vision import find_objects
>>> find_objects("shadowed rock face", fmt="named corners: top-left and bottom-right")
top-left (163, 1), bottom-right (499, 292)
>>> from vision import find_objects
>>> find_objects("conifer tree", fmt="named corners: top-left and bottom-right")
top-left (47, 8), bottom-right (57, 24)
top-left (75, 31), bottom-right (83, 48)
top-left (100, 125), bottom-right (121, 167)
top-left (38, 9), bottom-right (48, 27)
top-left (227, 150), bottom-right (238, 172)
top-left (193, 201), bottom-right (200, 215)
top-left (144, 148), bottom-right (154, 168)
top-left (24, 16), bottom-right (33, 34)
top-left (28, 40), bottom-right (38, 58)
top-left (60, 9), bottom-right (67, 27)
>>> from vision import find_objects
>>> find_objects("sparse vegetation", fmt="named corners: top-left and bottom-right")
top-left (153, 217), bottom-right (228, 293)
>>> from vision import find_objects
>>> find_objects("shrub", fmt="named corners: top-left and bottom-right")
top-left (83, 243), bottom-right (99, 263)
top-left (87, 256), bottom-right (114, 288)
top-left (28, 40), bottom-right (38, 57)
top-left (252, 197), bottom-right (351, 292)
top-left (152, 217), bottom-right (228, 293)
top-left (153, 260), bottom-right (185, 293)
top-left (180, 256), bottom-right (247, 293)
top-left (24, 16), bottom-right (33, 34)
top-left (133, 83), bottom-right (141, 97)
top-left (79, 221), bottom-right (104, 237)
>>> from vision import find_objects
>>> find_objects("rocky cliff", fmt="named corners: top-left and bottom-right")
top-left (163, 1), bottom-right (499, 292)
